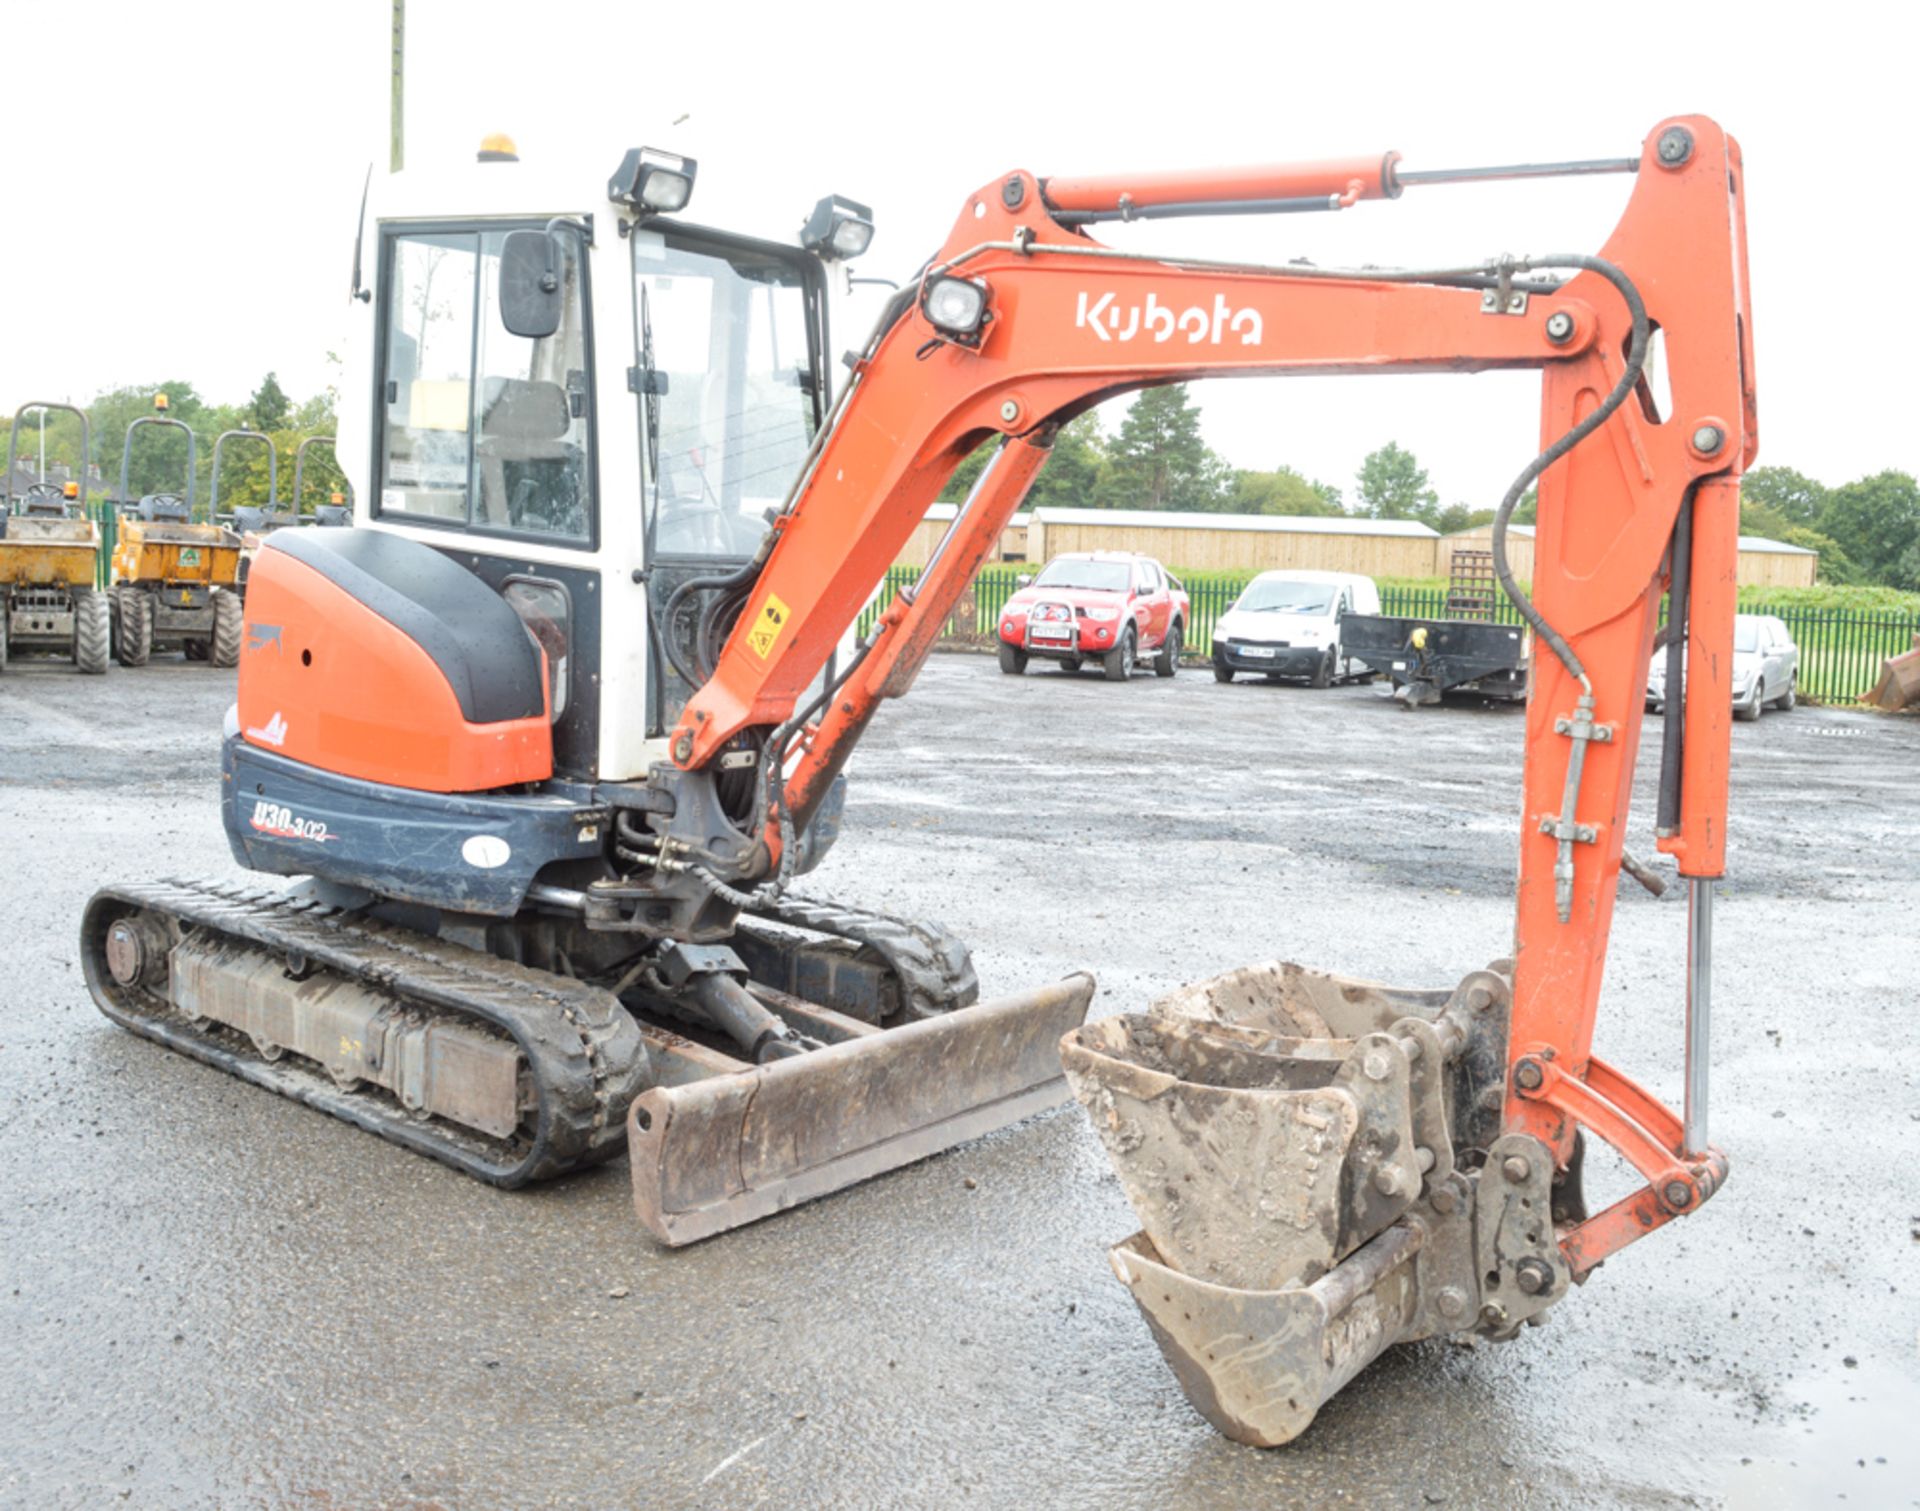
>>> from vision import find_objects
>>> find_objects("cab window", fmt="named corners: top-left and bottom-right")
top-left (632, 227), bottom-right (821, 560)
top-left (378, 226), bottom-right (595, 544)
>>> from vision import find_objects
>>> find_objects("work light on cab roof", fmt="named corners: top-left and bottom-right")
top-left (608, 147), bottom-right (696, 215)
top-left (802, 194), bottom-right (875, 261)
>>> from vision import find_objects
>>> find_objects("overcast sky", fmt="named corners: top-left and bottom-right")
top-left (8, 3), bottom-right (1912, 509)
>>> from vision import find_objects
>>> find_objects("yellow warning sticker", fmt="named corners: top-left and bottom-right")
top-left (745, 592), bottom-right (791, 660)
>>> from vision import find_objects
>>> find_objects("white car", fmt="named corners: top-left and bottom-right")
top-left (1211, 570), bottom-right (1380, 687)
top-left (1647, 612), bottom-right (1799, 721)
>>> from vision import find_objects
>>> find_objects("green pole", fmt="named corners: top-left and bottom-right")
top-left (390, 0), bottom-right (404, 174)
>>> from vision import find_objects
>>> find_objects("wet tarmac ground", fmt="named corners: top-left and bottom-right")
top-left (1, 651), bottom-right (1915, 1509)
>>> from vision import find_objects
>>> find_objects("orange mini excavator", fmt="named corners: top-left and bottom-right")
top-left (84, 118), bottom-right (1749, 1429)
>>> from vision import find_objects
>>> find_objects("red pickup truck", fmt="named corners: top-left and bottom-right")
top-left (995, 551), bottom-right (1190, 681)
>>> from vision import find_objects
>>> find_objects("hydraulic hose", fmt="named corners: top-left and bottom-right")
top-left (1485, 254), bottom-right (1650, 692)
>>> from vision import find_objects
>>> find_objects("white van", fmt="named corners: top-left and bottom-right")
top-left (1210, 569), bottom-right (1381, 687)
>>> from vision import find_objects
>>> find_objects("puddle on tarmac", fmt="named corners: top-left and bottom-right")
top-left (1723, 1360), bottom-right (1919, 1508)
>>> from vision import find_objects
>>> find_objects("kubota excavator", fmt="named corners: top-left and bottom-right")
top-left (82, 115), bottom-right (1750, 1430)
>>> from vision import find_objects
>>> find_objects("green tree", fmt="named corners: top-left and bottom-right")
top-left (87, 383), bottom-right (210, 503)
top-left (1740, 465), bottom-right (1828, 528)
top-left (1227, 465), bottom-right (1343, 517)
top-left (1104, 385), bottom-right (1228, 512)
top-left (1433, 504), bottom-right (1495, 535)
top-left (246, 372), bottom-right (292, 433)
top-left (1739, 497), bottom-right (1794, 540)
top-left (1029, 413), bottom-right (1106, 509)
top-left (1511, 486), bottom-right (1538, 525)
top-left (1775, 525), bottom-right (1858, 585)
top-left (937, 412), bottom-right (1107, 511)
top-left (1818, 470), bottom-right (1920, 587)
top-left (1354, 442), bottom-right (1438, 523)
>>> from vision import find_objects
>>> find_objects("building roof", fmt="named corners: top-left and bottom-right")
top-left (1737, 534), bottom-right (1816, 556)
top-left (1446, 523), bottom-right (1534, 539)
top-left (1028, 506), bottom-right (1438, 538)
top-left (922, 503), bottom-right (1030, 526)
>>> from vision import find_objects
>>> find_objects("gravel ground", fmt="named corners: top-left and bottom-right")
top-left (1, 648), bottom-right (1914, 1510)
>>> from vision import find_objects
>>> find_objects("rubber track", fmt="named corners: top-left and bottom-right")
top-left (80, 877), bottom-right (651, 1186)
top-left (743, 894), bottom-right (980, 1021)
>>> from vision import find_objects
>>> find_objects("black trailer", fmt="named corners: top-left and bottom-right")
top-left (1342, 613), bottom-right (1528, 706)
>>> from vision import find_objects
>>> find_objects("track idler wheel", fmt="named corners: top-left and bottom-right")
top-left (103, 914), bottom-right (172, 991)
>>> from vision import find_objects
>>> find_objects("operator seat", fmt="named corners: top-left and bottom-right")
top-left (139, 494), bottom-right (192, 523)
top-left (474, 377), bottom-right (582, 534)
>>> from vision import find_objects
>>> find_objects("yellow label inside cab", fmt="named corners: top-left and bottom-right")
top-left (746, 592), bottom-right (791, 660)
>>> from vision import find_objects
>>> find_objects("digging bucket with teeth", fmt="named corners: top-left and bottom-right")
top-left (1060, 959), bottom-right (1533, 1447)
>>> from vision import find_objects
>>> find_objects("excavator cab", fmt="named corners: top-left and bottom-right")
top-left (83, 145), bottom-right (1092, 1239)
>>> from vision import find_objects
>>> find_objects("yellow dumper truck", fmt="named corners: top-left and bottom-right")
top-left (111, 401), bottom-right (242, 667)
top-left (0, 403), bottom-right (109, 675)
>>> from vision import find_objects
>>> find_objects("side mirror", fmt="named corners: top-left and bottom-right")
top-left (499, 229), bottom-right (562, 339)
top-left (1015, 573), bottom-right (1033, 588)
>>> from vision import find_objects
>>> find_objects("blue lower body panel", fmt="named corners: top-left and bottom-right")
top-left (222, 736), bottom-right (607, 916)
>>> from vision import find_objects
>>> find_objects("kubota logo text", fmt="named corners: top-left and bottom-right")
top-left (1075, 291), bottom-right (1263, 347)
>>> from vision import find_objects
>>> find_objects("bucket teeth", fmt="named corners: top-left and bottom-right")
top-left (1064, 960), bottom-right (1515, 1445)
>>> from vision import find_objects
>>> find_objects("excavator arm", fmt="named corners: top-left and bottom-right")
top-left (662, 116), bottom-right (1755, 1434)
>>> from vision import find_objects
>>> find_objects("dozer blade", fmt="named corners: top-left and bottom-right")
top-left (629, 972), bottom-right (1095, 1244)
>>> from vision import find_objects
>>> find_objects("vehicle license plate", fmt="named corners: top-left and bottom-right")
top-left (1031, 624), bottom-right (1072, 640)
top-left (1241, 646), bottom-right (1275, 658)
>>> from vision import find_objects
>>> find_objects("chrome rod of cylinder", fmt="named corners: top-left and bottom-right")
top-left (1684, 878), bottom-right (1714, 1153)
top-left (1395, 157), bottom-right (1641, 187)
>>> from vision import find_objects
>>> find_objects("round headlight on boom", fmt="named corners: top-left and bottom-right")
top-left (922, 275), bottom-right (990, 341)
top-left (801, 194), bottom-right (875, 261)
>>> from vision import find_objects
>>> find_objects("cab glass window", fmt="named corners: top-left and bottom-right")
top-left (632, 228), bottom-right (820, 559)
top-left (379, 227), bottom-right (594, 543)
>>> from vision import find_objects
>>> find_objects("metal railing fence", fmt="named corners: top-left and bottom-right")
top-left (856, 564), bottom-right (1918, 703)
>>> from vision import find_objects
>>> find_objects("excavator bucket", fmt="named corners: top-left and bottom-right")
top-left (1060, 960), bottom-right (1527, 1447)
top-left (631, 973), bottom-right (1096, 1244)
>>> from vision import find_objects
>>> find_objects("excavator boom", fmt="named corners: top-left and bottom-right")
top-left (656, 115), bottom-right (1750, 1439)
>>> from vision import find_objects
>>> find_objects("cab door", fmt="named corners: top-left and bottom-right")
top-left (370, 222), bottom-right (602, 776)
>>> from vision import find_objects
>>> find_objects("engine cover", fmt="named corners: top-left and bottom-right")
top-left (237, 529), bottom-right (552, 793)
